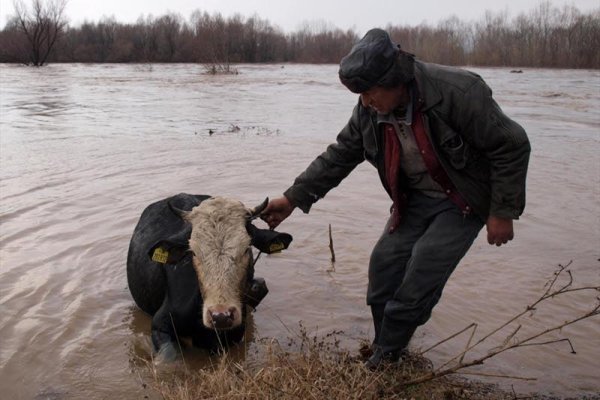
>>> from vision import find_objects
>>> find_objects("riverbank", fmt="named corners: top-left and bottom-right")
top-left (141, 330), bottom-right (594, 400)
top-left (143, 334), bottom-right (507, 400)
top-left (142, 325), bottom-right (600, 400)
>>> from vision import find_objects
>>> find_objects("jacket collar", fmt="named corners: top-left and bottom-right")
top-left (413, 61), bottom-right (442, 112)
top-left (376, 88), bottom-right (414, 125)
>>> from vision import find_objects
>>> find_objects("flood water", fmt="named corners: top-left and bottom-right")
top-left (0, 63), bottom-right (598, 399)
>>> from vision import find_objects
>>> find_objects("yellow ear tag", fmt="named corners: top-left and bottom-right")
top-left (152, 247), bottom-right (169, 264)
top-left (269, 242), bottom-right (285, 253)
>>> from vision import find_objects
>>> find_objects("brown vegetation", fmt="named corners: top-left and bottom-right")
top-left (1, 0), bottom-right (598, 68)
top-left (141, 263), bottom-right (599, 399)
top-left (145, 327), bottom-right (516, 400)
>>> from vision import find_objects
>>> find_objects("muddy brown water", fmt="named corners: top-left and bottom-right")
top-left (0, 64), bottom-right (598, 399)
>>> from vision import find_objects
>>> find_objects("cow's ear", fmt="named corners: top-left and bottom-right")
top-left (246, 223), bottom-right (293, 254)
top-left (148, 241), bottom-right (190, 264)
top-left (167, 193), bottom-right (207, 219)
top-left (168, 202), bottom-right (191, 222)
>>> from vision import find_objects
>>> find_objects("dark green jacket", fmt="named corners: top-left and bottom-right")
top-left (284, 61), bottom-right (531, 221)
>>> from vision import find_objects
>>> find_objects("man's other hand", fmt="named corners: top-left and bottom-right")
top-left (486, 215), bottom-right (514, 246)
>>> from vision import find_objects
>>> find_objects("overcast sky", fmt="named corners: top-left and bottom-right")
top-left (0, 0), bottom-right (598, 33)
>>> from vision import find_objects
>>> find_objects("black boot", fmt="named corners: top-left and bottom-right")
top-left (364, 320), bottom-right (417, 370)
top-left (364, 346), bottom-right (400, 370)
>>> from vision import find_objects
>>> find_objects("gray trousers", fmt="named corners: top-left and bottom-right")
top-left (368, 191), bottom-right (484, 354)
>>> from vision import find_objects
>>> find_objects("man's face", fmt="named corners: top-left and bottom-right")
top-left (360, 85), bottom-right (408, 114)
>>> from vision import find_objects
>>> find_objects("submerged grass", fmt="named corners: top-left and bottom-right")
top-left (144, 326), bottom-right (514, 400)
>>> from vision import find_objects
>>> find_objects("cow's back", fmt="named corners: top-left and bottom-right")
top-left (126, 193), bottom-right (210, 315)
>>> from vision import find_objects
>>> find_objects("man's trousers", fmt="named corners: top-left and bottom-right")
top-left (367, 191), bottom-right (484, 354)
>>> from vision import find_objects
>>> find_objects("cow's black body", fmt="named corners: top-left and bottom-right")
top-left (127, 193), bottom-right (263, 355)
top-left (127, 193), bottom-right (209, 316)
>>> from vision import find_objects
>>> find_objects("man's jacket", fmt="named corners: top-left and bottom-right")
top-left (284, 61), bottom-right (531, 221)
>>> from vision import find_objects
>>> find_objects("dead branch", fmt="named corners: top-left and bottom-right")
top-left (434, 261), bottom-right (594, 372)
top-left (457, 371), bottom-right (537, 381)
top-left (421, 323), bottom-right (477, 355)
top-left (460, 323), bottom-right (478, 364)
top-left (517, 338), bottom-right (576, 353)
top-left (399, 263), bottom-right (600, 388)
top-left (328, 223), bottom-right (336, 264)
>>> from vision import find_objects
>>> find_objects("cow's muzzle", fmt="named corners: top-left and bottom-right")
top-left (207, 306), bottom-right (237, 330)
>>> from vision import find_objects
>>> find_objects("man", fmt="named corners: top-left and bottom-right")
top-left (261, 29), bottom-right (530, 369)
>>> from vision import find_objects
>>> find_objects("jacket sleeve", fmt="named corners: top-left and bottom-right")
top-left (284, 104), bottom-right (367, 213)
top-left (456, 79), bottom-right (531, 219)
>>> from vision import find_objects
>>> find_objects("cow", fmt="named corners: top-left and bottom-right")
top-left (127, 193), bottom-right (292, 361)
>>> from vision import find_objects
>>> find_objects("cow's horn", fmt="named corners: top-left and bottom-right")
top-left (249, 197), bottom-right (269, 220)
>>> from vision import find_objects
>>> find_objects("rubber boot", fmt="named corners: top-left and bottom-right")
top-left (365, 319), bottom-right (417, 370)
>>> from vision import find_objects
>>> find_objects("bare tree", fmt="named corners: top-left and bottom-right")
top-left (154, 13), bottom-right (183, 61)
top-left (2, 1), bottom-right (597, 67)
top-left (0, 17), bottom-right (29, 62)
top-left (13, 0), bottom-right (67, 66)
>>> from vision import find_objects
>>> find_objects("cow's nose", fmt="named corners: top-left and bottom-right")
top-left (210, 309), bottom-right (234, 329)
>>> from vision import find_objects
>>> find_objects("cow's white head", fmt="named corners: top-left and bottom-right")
top-left (183, 196), bottom-right (267, 330)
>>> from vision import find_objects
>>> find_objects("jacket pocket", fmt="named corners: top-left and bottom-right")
top-left (440, 130), bottom-right (469, 169)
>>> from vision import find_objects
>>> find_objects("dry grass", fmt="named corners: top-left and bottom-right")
top-left (143, 325), bottom-right (514, 400)
top-left (139, 264), bottom-right (598, 400)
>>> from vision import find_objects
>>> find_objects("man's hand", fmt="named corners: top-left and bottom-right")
top-left (486, 216), bottom-right (514, 246)
top-left (261, 196), bottom-right (295, 229)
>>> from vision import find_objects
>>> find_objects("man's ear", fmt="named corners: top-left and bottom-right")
top-left (246, 223), bottom-right (293, 254)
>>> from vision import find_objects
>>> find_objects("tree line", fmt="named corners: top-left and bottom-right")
top-left (0, 0), bottom-right (598, 68)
